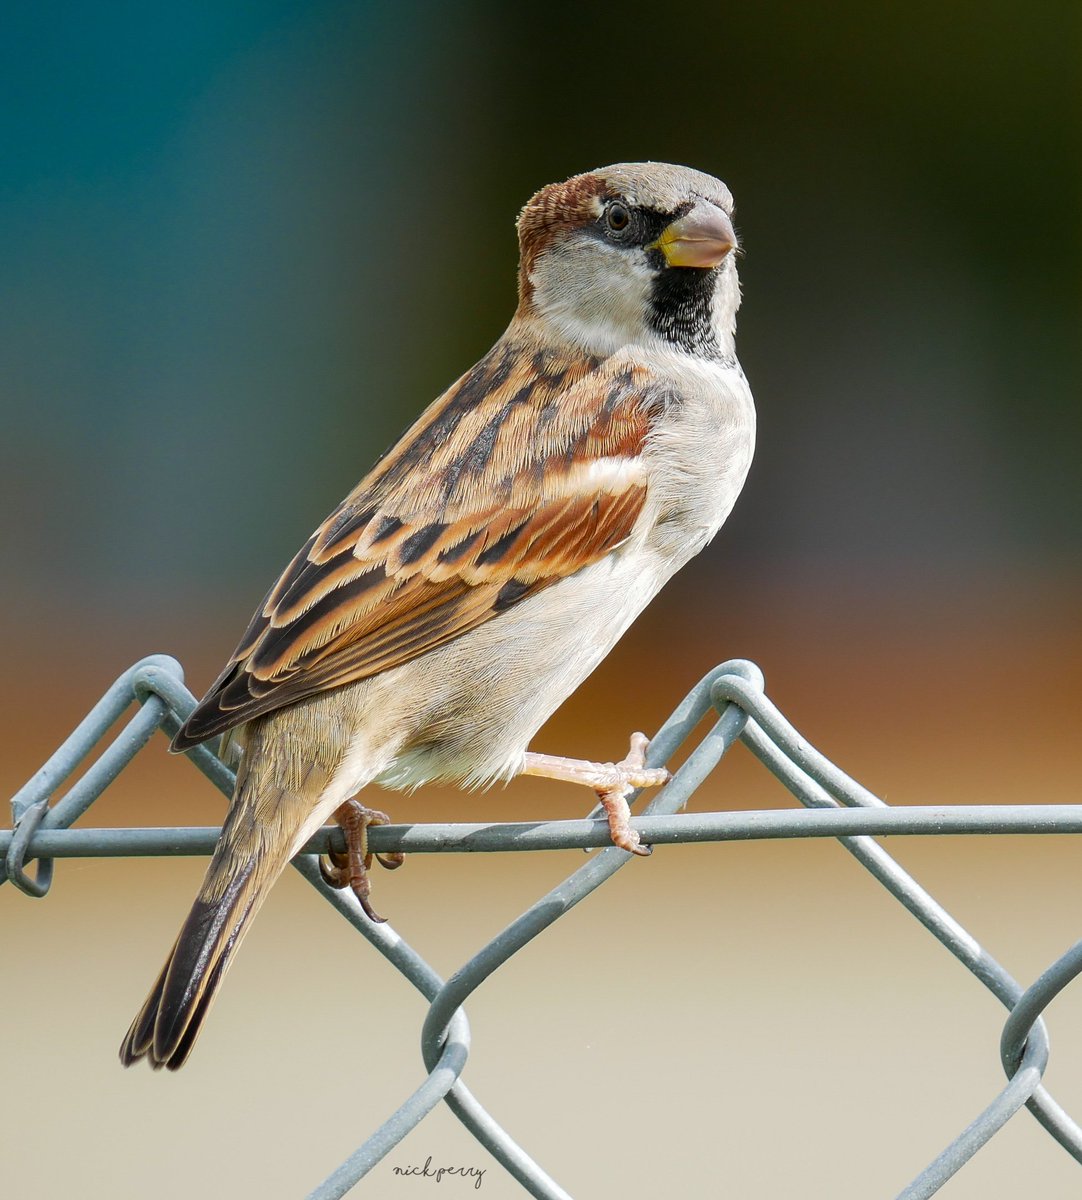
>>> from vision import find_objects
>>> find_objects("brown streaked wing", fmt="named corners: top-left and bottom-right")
top-left (172, 338), bottom-right (657, 750)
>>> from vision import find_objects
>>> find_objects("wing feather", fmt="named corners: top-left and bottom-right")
top-left (172, 335), bottom-right (660, 750)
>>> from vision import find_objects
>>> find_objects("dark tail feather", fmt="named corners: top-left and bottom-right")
top-left (120, 952), bottom-right (170, 1067)
top-left (119, 857), bottom-right (262, 1070)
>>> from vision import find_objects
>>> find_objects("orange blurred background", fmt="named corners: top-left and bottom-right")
top-left (3, 3), bottom-right (1081, 1197)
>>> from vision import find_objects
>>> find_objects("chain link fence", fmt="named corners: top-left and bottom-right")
top-left (4, 653), bottom-right (1082, 1198)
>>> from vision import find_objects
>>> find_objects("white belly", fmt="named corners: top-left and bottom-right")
top-left (372, 543), bottom-right (673, 789)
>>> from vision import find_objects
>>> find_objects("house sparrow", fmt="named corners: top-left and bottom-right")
top-left (120, 161), bottom-right (755, 1070)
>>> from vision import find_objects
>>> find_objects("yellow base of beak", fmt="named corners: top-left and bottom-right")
top-left (654, 204), bottom-right (737, 268)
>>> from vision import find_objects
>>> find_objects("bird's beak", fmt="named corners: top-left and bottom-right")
top-left (652, 203), bottom-right (737, 268)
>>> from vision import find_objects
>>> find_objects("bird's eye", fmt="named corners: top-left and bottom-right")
top-left (605, 203), bottom-right (630, 232)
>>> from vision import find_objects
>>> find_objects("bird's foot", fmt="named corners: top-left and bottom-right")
top-left (521, 731), bottom-right (669, 856)
top-left (319, 799), bottom-right (404, 922)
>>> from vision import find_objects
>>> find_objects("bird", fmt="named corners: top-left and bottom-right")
top-left (120, 161), bottom-right (756, 1070)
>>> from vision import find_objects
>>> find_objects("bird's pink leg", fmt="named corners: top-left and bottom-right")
top-left (520, 732), bottom-right (669, 856)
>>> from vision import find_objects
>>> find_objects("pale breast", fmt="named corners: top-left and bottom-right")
top-left (639, 349), bottom-right (756, 566)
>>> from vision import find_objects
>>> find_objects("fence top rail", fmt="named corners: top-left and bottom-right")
top-left (6, 803), bottom-right (1082, 863)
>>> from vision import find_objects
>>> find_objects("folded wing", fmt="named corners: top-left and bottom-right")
top-left (173, 338), bottom-right (660, 750)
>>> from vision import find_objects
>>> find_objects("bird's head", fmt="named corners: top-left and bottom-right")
top-left (516, 162), bottom-right (740, 359)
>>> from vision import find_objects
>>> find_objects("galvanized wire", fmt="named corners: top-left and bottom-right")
top-left (4, 653), bottom-right (1082, 1198)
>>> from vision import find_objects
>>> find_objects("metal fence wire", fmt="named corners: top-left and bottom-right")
top-left (5, 653), bottom-right (1082, 1198)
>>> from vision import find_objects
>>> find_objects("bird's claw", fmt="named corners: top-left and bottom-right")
top-left (318, 799), bottom-right (402, 922)
top-left (593, 731), bottom-right (669, 856)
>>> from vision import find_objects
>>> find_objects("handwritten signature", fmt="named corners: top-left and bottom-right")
top-left (392, 1156), bottom-right (485, 1189)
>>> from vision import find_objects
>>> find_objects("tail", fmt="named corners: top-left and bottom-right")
top-left (120, 752), bottom-right (334, 1070)
top-left (119, 849), bottom-right (267, 1070)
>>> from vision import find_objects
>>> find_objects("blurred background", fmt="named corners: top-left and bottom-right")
top-left (3, 2), bottom-right (1080, 1197)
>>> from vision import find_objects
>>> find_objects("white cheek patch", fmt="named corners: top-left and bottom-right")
top-left (530, 240), bottom-right (655, 355)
